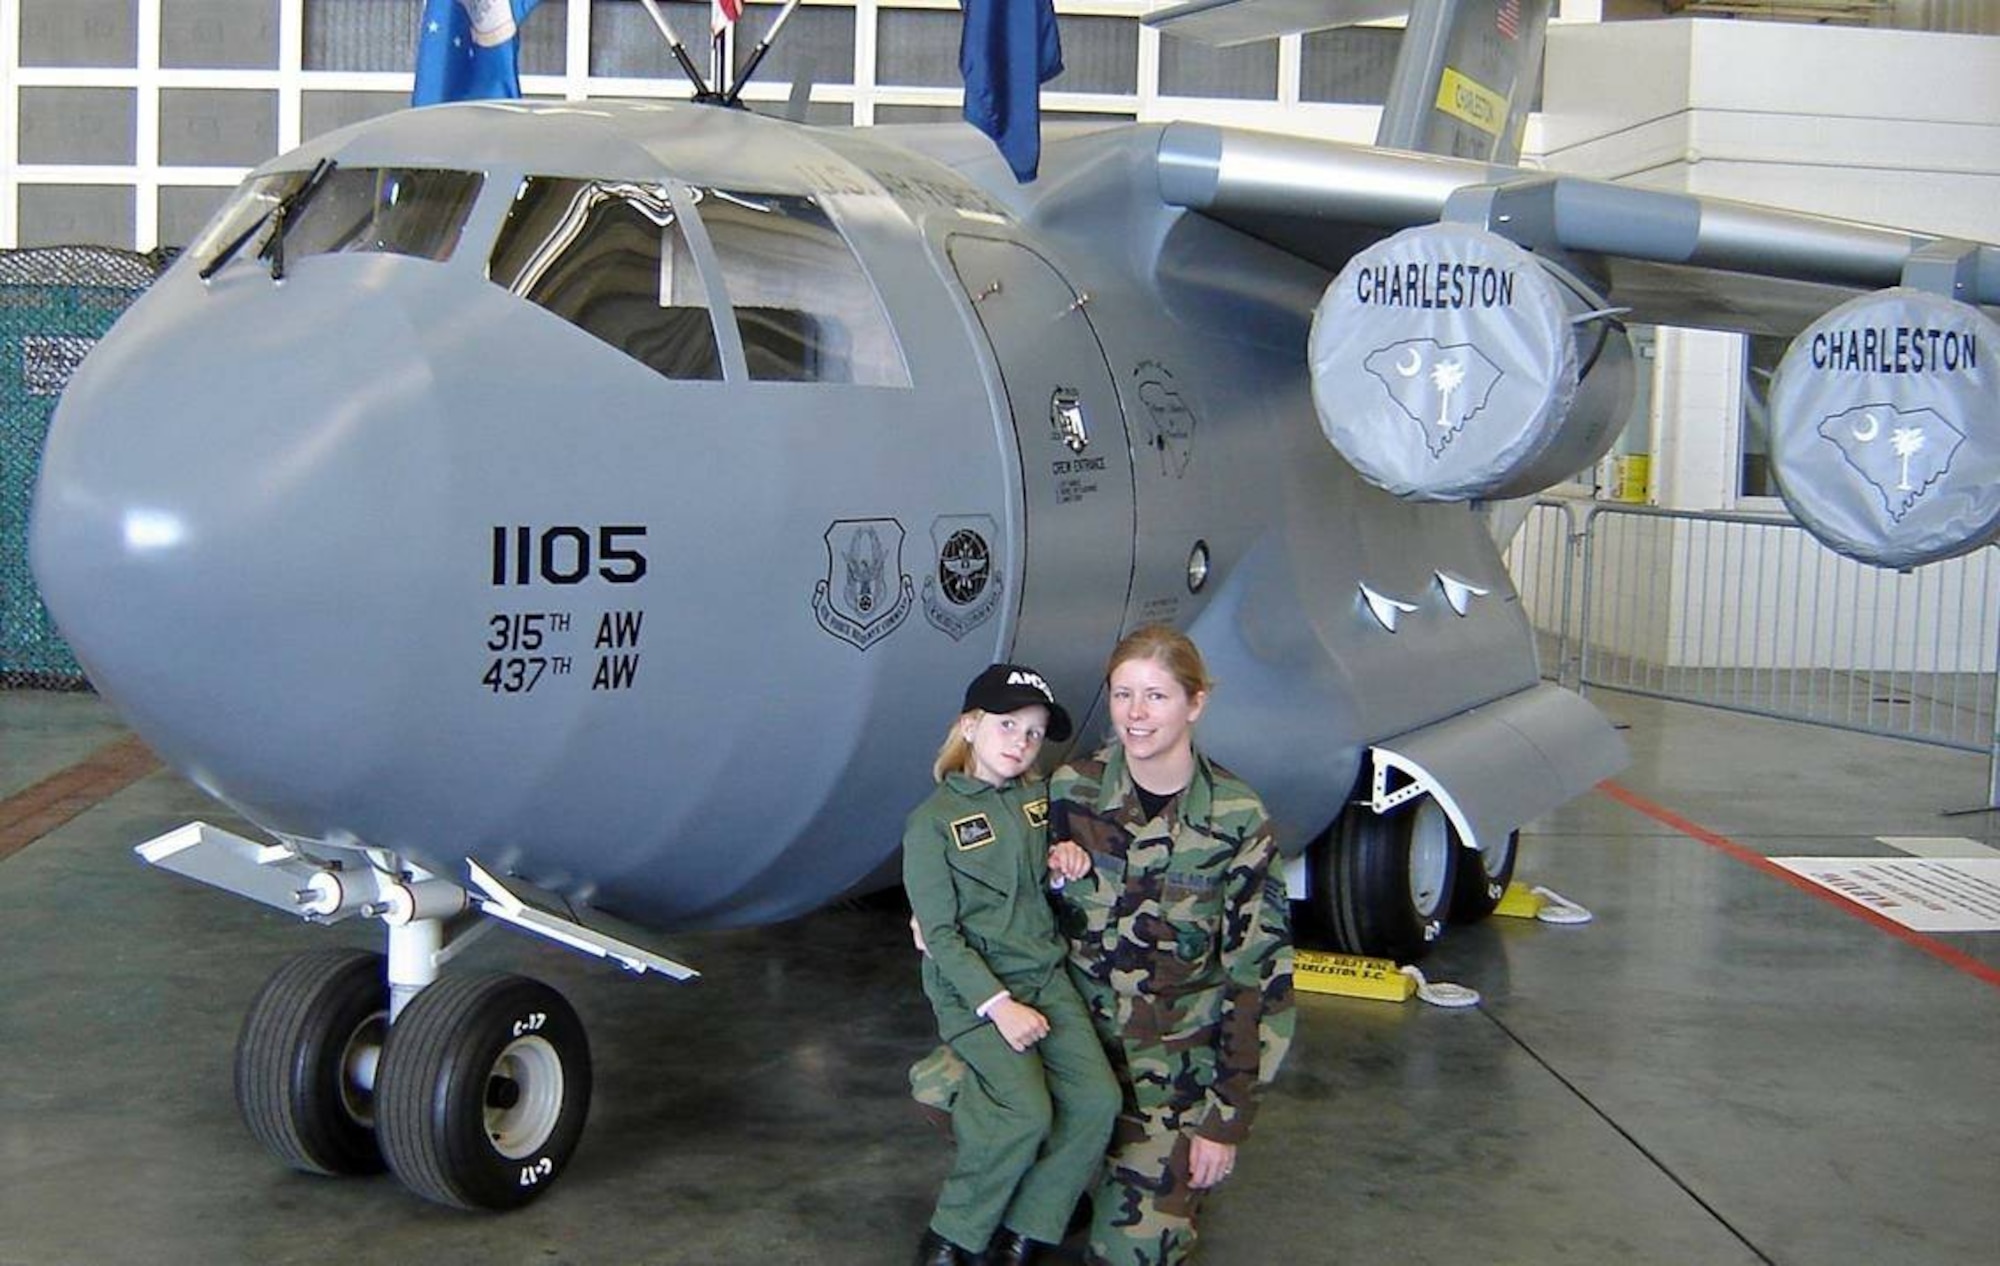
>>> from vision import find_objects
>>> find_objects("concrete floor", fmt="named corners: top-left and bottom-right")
top-left (2, 688), bottom-right (1997, 1266)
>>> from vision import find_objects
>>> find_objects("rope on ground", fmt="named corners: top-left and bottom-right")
top-left (1398, 966), bottom-right (1481, 1008)
top-left (1531, 885), bottom-right (1594, 924)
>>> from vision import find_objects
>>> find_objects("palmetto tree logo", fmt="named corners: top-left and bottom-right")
top-left (1890, 426), bottom-right (1926, 492)
top-left (1362, 338), bottom-right (1504, 458)
top-left (1429, 358), bottom-right (1466, 429)
top-left (1816, 405), bottom-right (1963, 523)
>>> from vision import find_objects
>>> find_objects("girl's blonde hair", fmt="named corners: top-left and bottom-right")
top-left (932, 710), bottom-right (982, 783)
top-left (1105, 623), bottom-right (1213, 699)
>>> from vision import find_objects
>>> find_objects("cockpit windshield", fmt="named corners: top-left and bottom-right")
top-left (487, 177), bottom-right (909, 387)
top-left (489, 178), bottom-right (725, 381)
top-left (189, 168), bottom-right (484, 274)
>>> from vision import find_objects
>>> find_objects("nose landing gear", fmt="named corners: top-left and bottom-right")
top-left (233, 943), bottom-right (592, 1211)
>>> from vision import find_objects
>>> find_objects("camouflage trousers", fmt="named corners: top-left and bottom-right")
top-left (1083, 1104), bottom-right (1206, 1266)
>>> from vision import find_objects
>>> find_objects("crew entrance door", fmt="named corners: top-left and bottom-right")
top-left (948, 235), bottom-right (1136, 750)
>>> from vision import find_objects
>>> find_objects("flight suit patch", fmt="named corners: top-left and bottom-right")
top-left (1023, 798), bottom-right (1050, 829)
top-left (951, 813), bottom-right (996, 851)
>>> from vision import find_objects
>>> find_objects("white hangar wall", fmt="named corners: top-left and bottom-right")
top-left (1529, 17), bottom-right (2000, 675)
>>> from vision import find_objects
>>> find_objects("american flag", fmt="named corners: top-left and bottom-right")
top-left (713, 0), bottom-right (743, 32)
top-left (1497, 0), bottom-right (1521, 41)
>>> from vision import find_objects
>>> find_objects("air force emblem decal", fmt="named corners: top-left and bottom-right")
top-left (813, 518), bottom-right (915, 651)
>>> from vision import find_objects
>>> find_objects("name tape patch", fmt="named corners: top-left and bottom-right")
top-left (951, 813), bottom-right (996, 851)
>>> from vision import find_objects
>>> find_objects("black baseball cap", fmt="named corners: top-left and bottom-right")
top-left (962, 663), bottom-right (1073, 742)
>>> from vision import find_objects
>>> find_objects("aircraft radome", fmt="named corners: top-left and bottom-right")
top-left (28, 88), bottom-right (2000, 1210)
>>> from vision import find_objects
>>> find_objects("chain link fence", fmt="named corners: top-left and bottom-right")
top-left (1, 246), bottom-right (168, 690)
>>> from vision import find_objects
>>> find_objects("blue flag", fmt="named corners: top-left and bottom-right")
top-left (960, 0), bottom-right (1064, 183)
top-left (413, 0), bottom-right (540, 106)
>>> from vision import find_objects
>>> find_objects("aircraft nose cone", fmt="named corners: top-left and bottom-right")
top-left (30, 274), bottom-right (446, 815)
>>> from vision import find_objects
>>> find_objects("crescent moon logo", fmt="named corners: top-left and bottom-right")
top-left (1395, 347), bottom-right (1423, 377)
top-left (1852, 412), bottom-right (1880, 442)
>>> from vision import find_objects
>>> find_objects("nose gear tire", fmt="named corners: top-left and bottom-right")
top-left (234, 948), bottom-right (390, 1176)
top-left (375, 971), bottom-right (592, 1210)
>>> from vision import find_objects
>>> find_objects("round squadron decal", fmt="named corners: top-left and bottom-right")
top-left (812, 518), bottom-right (915, 650)
top-left (922, 515), bottom-right (1004, 641)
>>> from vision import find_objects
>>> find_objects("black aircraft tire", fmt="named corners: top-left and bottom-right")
top-left (1315, 798), bottom-right (1458, 963)
top-left (1450, 829), bottom-right (1520, 924)
top-left (376, 972), bottom-right (592, 1211)
top-left (234, 948), bottom-right (389, 1177)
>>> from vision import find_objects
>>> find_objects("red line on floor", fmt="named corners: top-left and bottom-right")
top-left (0, 735), bottom-right (161, 862)
top-left (1598, 778), bottom-right (2000, 993)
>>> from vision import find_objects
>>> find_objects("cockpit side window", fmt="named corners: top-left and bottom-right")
top-left (694, 190), bottom-right (910, 387)
top-left (187, 171), bottom-right (305, 268)
top-left (188, 168), bottom-right (482, 272)
top-left (488, 177), bottom-right (723, 382)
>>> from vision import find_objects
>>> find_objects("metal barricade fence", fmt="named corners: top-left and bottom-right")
top-left (1503, 498), bottom-right (2000, 800)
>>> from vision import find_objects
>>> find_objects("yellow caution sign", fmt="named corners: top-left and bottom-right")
top-left (1493, 882), bottom-right (1547, 919)
top-left (1294, 949), bottom-right (1416, 1003)
top-left (1435, 66), bottom-right (1507, 138)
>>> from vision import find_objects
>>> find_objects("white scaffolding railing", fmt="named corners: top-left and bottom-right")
top-left (1505, 498), bottom-right (2000, 805)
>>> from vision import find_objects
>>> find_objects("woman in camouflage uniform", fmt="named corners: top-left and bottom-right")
top-left (1050, 625), bottom-right (1295, 1266)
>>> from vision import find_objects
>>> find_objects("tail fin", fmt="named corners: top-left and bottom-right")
top-left (1144, 0), bottom-right (1553, 163)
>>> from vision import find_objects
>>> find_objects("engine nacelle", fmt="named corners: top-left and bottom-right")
top-left (1767, 287), bottom-right (2000, 569)
top-left (1308, 223), bottom-right (1633, 502)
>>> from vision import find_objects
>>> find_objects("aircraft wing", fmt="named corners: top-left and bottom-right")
top-left (1154, 122), bottom-right (2000, 335)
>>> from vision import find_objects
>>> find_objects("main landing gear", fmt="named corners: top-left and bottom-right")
top-left (1306, 793), bottom-right (1518, 961)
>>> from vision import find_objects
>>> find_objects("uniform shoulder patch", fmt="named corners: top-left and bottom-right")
top-left (1022, 798), bottom-right (1050, 828)
top-left (950, 813), bottom-right (996, 851)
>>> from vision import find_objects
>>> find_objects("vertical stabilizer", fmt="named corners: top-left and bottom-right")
top-left (1378, 0), bottom-right (1552, 163)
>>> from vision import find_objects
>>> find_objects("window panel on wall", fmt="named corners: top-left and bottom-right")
top-left (18, 186), bottom-right (136, 250)
top-left (19, 89), bottom-right (138, 166)
top-left (162, 0), bottom-right (281, 70)
top-left (732, 5), bottom-right (857, 88)
top-left (1739, 334), bottom-right (1786, 499)
top-left (518, 2), bottom-right (567, 75)
top-left (160, 91), bottom-right (280, 167)
top-left (159, 187), bottom-right (235, 250)
top-left (304, 91), bottom-right (414, 140)
top-left (1300, 26), bottom-right (1400, 105)
top-left (873, 105), bottom-right (963, 125)
top-left (1158, 35), bottom-right (1278, 100)
top-left (1046, 109), bottom-right (1135, 126)
top-left (876, 9), bottom-right (961, 88)
top-left (590, 1), bottom-right (710, 78)
top-left (19, 0), bottom-right (138, 68)
top-left (1047, 16), bottom-right (1138, 96)
top-left (305, 0), bottom-right (421, 72)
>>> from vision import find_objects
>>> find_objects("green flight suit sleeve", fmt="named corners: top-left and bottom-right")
top-left (903, 809), bottom-right (1008, 1013)
top-left (1195, 814), bottom-right (1295, 1144)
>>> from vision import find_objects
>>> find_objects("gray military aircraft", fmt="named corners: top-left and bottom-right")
top-left (27, 3), bottom-right (2000, 1215)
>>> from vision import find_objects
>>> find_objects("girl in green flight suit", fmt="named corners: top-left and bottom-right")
top-left (903, 663), bottom-right (1122, 1266)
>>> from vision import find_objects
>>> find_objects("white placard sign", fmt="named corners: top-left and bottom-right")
top-left (1771, 856), bottom-right (2000, 932)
